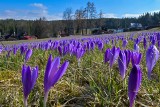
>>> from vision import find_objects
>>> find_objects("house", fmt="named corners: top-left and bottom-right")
top-left (130, 23), bottom-right (142, 28)
top-left (129, 23), bottom-right (143, 31)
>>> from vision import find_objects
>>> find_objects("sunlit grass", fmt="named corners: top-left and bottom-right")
top-left (0, 36), bottom-right (160, 106)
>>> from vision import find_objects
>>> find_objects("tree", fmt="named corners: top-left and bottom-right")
top-left (32, 17), bottom-right (50, 38)
top-left (97, 10), bottom-right (104, 29)
top-left (84, 2), bottom-right (97, 34)
top-left (75, 8), bottom-right (86, 34)
top-left (63, 8), bottom-right (73, 36)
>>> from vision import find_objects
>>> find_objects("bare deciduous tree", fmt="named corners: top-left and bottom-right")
top-left (63, 8), bottom-right (73, 36)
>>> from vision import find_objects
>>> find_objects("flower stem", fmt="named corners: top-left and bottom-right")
top-left (109, 67), bottom-right (112, 100)
top-left (24, 97), bottom-right (28, 107)
top-left (44, 92), bottom-right (49, 107)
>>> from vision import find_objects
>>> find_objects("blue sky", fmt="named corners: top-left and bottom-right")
top-left (0, 0), bottom-right (160, 20)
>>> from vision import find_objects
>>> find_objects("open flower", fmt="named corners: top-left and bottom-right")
top-left (128, 64), bottom-right (142, 107)
top-left (22, 65), bottom-right (38, 107)
top-left (44, 55), bottom-right (69, 106)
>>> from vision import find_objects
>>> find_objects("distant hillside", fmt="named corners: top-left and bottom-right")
top-left (148, 27), bottom-right (160, 31)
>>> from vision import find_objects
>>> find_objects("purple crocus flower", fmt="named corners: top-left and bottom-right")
top-left (13, 47), bottom-right (18, 55)
top-left (122, 39), bottom-right (128, 48)
top-left (128, 64), bottom-right (142, 107)
top-left (98, 42), bottom-right (104, 51)
top-left (152, 39), bottom-right (156, 45)
top-left (146, 45), bottom-right (159, 79)
top-left (158, 41), bottom-right (160, 49)
top-left (131, 52), bottom-right (142, 66)
top-left (143, 38), bottom-right (147, 49)
top-left (58, 46), bottom-right (62, 56)
top-left (111, 39), bottom-right (114, 45)
top-left (157, 33), bottom-right (160, 41)
top-left (118, 51), bottom-right (126, 79)
top-left (45, 42), bottom-right (51, 50)
top-left (87, 42), bottom-right (91, 51)
top-left (124, 50), bottom-right (131, 67)
top-left (133, 43), bottom-right (140, 52)
top-left (44, 55), bottom-right (69, 106)
top-left (22, 65), bottom-right (38, 107)
top-left (75, 48), bottom-right (85, 61)
top-left (6, 50), bottom-right (11, 58)
top-left (25, 49), bottom-right (33, 62)
top-left (109, 46), bottom-right (120, 68)
top-left (135, 38), bottom-right (139, 44)
top-left (90, 42), bottom-right (95, 50)
top-left (104, 48), bottom-right (110, 63)
top-left (20, 46), bottom-right (25, 55)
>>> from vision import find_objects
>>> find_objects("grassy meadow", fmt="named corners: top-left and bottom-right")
top-left (0, 31), bottom-right (160, 107)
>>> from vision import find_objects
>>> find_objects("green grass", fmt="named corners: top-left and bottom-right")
top-left (0, 37), bottom-right (160, 107)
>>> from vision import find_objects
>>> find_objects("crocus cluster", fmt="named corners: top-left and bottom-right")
top-left (21, 55), bottom-right (69, 107)
top-left (104, 46), bottom-right (142, 107)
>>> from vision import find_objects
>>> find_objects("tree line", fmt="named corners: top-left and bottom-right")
top-left (0, 2), bottom-right (160, 38)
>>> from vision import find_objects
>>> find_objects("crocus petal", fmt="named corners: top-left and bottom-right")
top-left (31, 66), bottom-right (39, 89)
top-left (44, 55), bottom-right (53, 92)
top-left (124, 50), bottom-right (131, 67)
top-left (109, 46), bottom-right (120, 68)
top-left (50, 61), bottom-right (69, 87)
top-left (118, 51), bottom-right (126, 79)
top-left (47, 57), bottom-right (60, 91)
top-left (128, 65), bottom-right (142, 107)
top-left (131, 52), bottom-right (142, 66)
top-left (22, 65), bottom-right (27, 84)
top-left (44, 55), bottom-right (69, 95)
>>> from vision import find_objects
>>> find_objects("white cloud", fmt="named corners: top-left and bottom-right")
top-left (0, 2), bottom-right (160, 20)
top-left (30, 3), bottom-right (47, 10)
top-left (103, 13), bottom-right (117, 18)
top-left (4, 10), bottom-right (17, 16)
top-left (47, 13), bottom-right (63, 20)
top-left (0, 3), bottom-right (62, 20)
top-left (121, 10), bottom-right (160, 18)
top-left (149, 10), bottom-right (160, 14)
top-left (122, 14), bottom-right (142, 18)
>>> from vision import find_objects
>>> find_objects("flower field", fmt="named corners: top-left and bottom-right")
top-left (0, 32), bottom-right (160, 107)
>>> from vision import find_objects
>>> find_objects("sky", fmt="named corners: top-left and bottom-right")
top-left (0, 0), bottom-right (160, 20)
